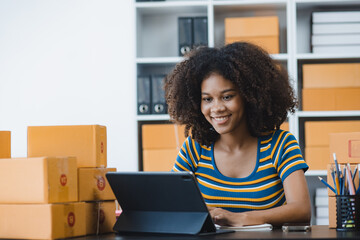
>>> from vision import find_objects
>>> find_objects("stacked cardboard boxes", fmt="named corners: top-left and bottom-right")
top-left (304, 121), bottom-right (360, 170)
top-left (225, 16), bottom-right (280, 54)
top-left (0, 125), bottom-right (117, 239)
top-left (142, 124), bottom-right (186, 171)
top-left (302, 63), bottom-right (360, 111)
top-left (0, 157), bottom-right (85, 239)
top-left (326, 132), bottom-right (360, 228)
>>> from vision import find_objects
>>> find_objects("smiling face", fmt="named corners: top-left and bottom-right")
top-left (201, 72), bottom-right (246, 136)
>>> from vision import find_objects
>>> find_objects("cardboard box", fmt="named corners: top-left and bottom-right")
top-left (85, 201), bottom-right (116, 235)
top-left (302, 87), bottom-right (360, 111)
top-left (0, 131), bottom-right (11, 158)
top-left (305, 120), bottom-right (360, 147)
top-left (78, 168), bottom-right (116, 201)
top-left (225, 16), bottom-right (279, 54)
top-left (28, 125), bottom-right (107, 168)
top-left (142, 124), bottom-right (185, 150)
top-left (326, 164), bottom-right (360, 197)
top-left (330, 132), bottom-right (360, 163)
top-left (302, 63), bottom-right (360, 89)
top-left (305, 146), bottom-right (329, 170)
top-left (0, 157), bottom-right (78, 203)
top-left (329, 196), bottom-right (336, 228)
top-left (143, 149), bottom-right (179, 171)
top-left (0, 202), bottom-right (86, 239)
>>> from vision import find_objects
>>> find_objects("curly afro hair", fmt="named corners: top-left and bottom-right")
top-left (164, 42), bottom-right (297, 146)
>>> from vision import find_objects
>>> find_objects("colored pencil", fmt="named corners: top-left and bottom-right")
top-left (318, 176), bottom-right (336, 194)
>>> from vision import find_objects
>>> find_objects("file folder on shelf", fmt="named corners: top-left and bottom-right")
top-left (193, 17), bottom-right (208, 49)
top-left (178, 17), bottom-right (193, 56)
top-left (151, 74), bottom-right (167, 114)
top-left (137, 75), bottom-right (151, 115)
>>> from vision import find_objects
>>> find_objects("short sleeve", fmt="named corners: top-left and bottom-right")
top-left (171, 136), bottom-right (201, 173)
top-left (273, 131), bottom-right (308, 182)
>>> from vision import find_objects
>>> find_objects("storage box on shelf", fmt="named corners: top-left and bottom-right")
top-left (0, 131), bottom-right (11, 158)
top-left (303, 120), bottom-right (360, 170)
top-left (141, 123), bottom-right (186, 171)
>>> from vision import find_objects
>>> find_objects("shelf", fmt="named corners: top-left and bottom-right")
top-left (136, 57), bottom-right (183, 64)
top-left (305, 170), bottom-right (327, 176)
top-left (297, 54), bottom-right (360, 60)
top-left (137, 114), bottom-right (170, 121)
top-left (297, 111), bottom-right (360, 118)
top-left (213, 0), bottom-right (287, 8)
top-left (136, 1), bottom-right (208, 15)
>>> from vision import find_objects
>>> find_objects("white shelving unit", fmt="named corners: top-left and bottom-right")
top-left (135, 0), bottom-right (360, 171)
top-left (135, 0), bottom-right (360, 225)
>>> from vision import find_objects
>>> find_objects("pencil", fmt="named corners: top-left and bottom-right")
top-left (318, 176), bottom-right (336, 194)
top-left (346, 164), bottom-right (356, 195)
top-left (333, 153), bottom-right (341, 178)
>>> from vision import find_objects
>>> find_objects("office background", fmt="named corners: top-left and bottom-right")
top-left (0, 0), bottom-right (137, 172)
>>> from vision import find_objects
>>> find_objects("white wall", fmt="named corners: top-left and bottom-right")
top-left (0, 0), bottom-right (138, 171)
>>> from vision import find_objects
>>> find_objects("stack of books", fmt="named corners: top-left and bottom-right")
top-left (311, 11), bottom-right (360, 54)
top-left (315, 188), bottom-right (329, 225)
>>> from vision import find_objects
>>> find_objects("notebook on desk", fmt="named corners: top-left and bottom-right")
top-left (106, 171), bottom-right (233, 235)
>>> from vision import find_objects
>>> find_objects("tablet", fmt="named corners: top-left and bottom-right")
top-left (106, 171), bottom-right (233, 235)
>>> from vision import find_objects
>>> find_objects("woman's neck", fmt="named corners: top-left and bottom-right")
top-left (216, 125), bottom-right (256, 152)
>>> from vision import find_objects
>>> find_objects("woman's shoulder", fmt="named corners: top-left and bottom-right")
top-left (184, 136), bottom-right (212, 151)
top-left (260, 129), bottom-right (297, 143)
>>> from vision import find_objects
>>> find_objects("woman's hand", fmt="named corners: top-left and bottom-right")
top-left (209, 207), bottom-right (262, 227)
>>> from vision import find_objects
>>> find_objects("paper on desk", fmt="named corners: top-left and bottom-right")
top-left (217, 223), bottom-right (273, 231)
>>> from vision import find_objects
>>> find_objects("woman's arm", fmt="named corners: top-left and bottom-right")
top-left (209, 169), bottom-right (311, 227)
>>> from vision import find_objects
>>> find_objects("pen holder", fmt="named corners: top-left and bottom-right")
top-left (336, 195), bottom-right (360, 231)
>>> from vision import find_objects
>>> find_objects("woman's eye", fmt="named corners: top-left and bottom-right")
top-left (202, 97), bottom-right (212, 102)
top-left (223, 95), bottom-right (233, 101)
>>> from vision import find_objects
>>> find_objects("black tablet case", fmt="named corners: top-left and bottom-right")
top-left (106, 172), bottom-right (227, 235)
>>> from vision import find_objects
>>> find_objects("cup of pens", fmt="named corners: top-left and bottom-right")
top-left (319, 153), bottom-right (360, 231)
top-left (336, 195), bottom-right (360, 231)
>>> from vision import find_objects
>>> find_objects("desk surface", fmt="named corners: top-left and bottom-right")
top-left (70, 226), bottom-right (360, 240)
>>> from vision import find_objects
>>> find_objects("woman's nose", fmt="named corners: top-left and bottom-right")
top-left (211, 100), bottom-right (226, 112)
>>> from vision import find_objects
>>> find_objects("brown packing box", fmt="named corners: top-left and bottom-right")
top-left (329, 196), bottom-right (336, 228)
top-left (330, 132), bottom-right (360, 164)
top-left (305, 146), bottom-right (329, 170)
top-left (0, 157), bottom-right (78, 203)
top-left (0, 131), bottom-right (11, 158)
top-left (78, 168), bottom-right (116, 201)
top-left (85, 201), bottom-right (116, 235)
top-left (142, 124), bottom-right (186, 150)
top-left (302, 87), bottom-right (360, 111)
top-left (225, 16), bottom-right (279, 54)
top-left (143, 149), bottom-right (179, 171)
top-left (326, 164), bottom-right (359, 197)
top-left (28, 125), bottom-right (107, 168)
top-left (305, 121), bottom-right (360, 147)
top-left (302, 63), bottom-right (360, 89)
top-left (0, 202), bottom-right (86, 239)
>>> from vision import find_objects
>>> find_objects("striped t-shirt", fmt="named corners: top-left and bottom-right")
top-left (172, 130), bottom-right (308, 212)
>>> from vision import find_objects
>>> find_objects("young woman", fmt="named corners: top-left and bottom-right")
top-left (164, 42), bottom-right (311, 227)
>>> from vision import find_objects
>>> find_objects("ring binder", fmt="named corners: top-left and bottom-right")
top-left (151, 75), bottom-right (167, 114)
top-left (178, 17), bottom-right (193, 56)
top-left (137, 75), bottom-right (151, 115)
top-left (193, 17), bottom-right (208, 50)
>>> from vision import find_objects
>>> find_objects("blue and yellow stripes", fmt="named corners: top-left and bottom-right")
top-left (171, 130), bottom-right (308, 213)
